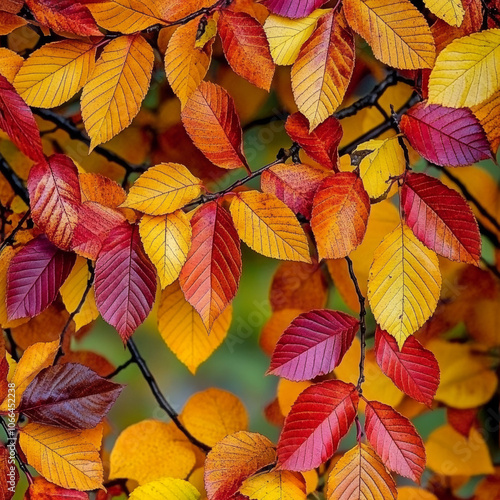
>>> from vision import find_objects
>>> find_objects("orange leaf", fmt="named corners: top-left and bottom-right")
top-left (79, 173), bottom-right (126, 209)
top-left (0, 11), bottom-right (26, 35)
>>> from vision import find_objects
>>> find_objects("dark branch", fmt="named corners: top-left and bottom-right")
top-left (0, 155), bottom-right (29, 206)
top-left (4, 329), bottom-right (19, 362)
top-left (105, 357), bottom-right (135, 379)
top-left (0, 210), bottom-right (31, 253)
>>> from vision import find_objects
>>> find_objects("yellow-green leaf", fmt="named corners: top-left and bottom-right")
top-left (122, 163), bottom-right (202, 215)
top-left (423, 0), bottom-right (465, 27)
top-left (367, 223), bottom-right (442, 348)
top-left (14, 40), bottom-right (96, 108)
top-left (81, 34), bottom-right (154, 150)
top-left (130, 478), bottom-right (201, 500)
top-left (239, 470), bottom-right (306, 500)
top-left (428, 29), bottom-right (500, 108)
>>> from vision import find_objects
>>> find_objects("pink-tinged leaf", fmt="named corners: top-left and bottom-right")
top-left (285, 113), bottom-right (343, 170)
top-left (261, 163), bottom-right (331, 219)
top-left (277, 380), bottom-right (358, 471)
top-left (447, 407), bottom-right (478, 437)
top-left (262, 0), bottom-right (329, 18)
top-left (374, 328), bottom-right (440, 406)
top-left (400, 101), bottom-right (492, 167)
top-left (268, 309), bottom-right (358, 381)
top-left (365, 400), bottom-right (426, 482)
top-left (401, 172), bottom-right (481, 265)
top-left (179, 202), bottom-right (241, 330)
top-left (19, 363), bottom-right (123, 430)
top-left (0, 74), bottom-right (44, 162)
top-left (7, 235), bottom-right (76, 321)
top-left (94, 223), bottom-right (157, 342)
top-left (28, 154), bottom-right (82, 251)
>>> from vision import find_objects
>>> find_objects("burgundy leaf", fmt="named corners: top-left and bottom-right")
top-left (285, 113), bottom-right (343, 170)
top-left (402, 172), bottom-right (481, 265)
top-left (447, 407), bottom-right (478, 437)
top-left (19, 363), bottom-right (123, 430)
top-left (0, 75), bottom-right (44, 162)
top-left (365, 400), bottom-right (426, 482)
top-left (277, 380), bottom-right (358, 471)
top-left (268, 309), bottom-right (358, 381)
top-left (262, 0), bottom-right (329, 18)
top-left (94, 223), bottom-right (157, 342)
top-left (7, 235), bottom-right (76, 321)
top-left (400, 101), bottom-right (492, 167)
top-left (374, 328), bottom-right (440, 406)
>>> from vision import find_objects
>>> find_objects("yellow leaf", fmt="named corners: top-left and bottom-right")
top-left (425, 425), bottom-right (494, 476)
top-left (398, 487), bottom-right (438, 500)
top-left (109, 420), bottom-right (196, 485)
top-left (195, 16), bottom-right (217, 48)
top-left (239, 470), bottom-right (306, 500)
top-left (188, 467), bottom-right (207, 499)
top-left (423, 0), bottom-right (464, 27)
top-left (122, 163), bottom-right (202, 215)
top-left (81, 34), bottom-right (154, 150)
top-left (230, 191), bottom-right (311, 263)
top-left (0, 340), bottom-right (59, 411)
top-left (429, 339), bottom-right (498, 409)
top-left (264, 9), bottom-right (327, 66)
top-left (367, 223), bottom-right (442, 348)
top-left (302, 470), bottom-right (318, 495)
top-left (158, 281), bottom-right (232, 374)
top-left (277, 379), bottom-right (313, 416)
top-left (326, 443), bottom-right (397, 499)
top-left (344, 0), bottom-right (435, 69)
top-left (139, 211), bottom-right (192, 288)
top-left (0, 47), bottom-right (23, 83)
top-left (87, 0), bottom-right (164, 34)
top-left (19, 423), bottom-right (103, 491)
top-left (165, 19), bottom-right (213, 107)
top-left (181, 388), bottom-right (248, 447)
top-left (356, 136), bottom-right (405, 201)
top-left (130, 478), bottom-right (201, 500)
top-left (428, 29), bottom-right (500, 107)
top-left (60, 256), bottom-right (98, 331)
top-left (13, 40), bottom-right (96, 108)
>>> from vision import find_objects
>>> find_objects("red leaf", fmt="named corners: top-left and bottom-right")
top-left (285, 113), bottom-right (343, 170)
top-left (400, 101), bottom-right (492, 167)
top-left (26, 476), bottom-right (89, 499)
top-left (94, 223), bottom-right (157, 342)
top-left (447, 407), bottom-right (478, 437)
top-left (179, 201), bottom-right (241, 330)
top-left (261, 163), bottom-right (330, 219)
top-left (28, 154), bottom-right (82, 251)
top-left (401, 172), bottom-right (481, 265)
top-left (25, 0), bottom-right (101, 36)
top-left (262, 0), bottom-right (329, 18)
top-left (277, 380), bottom-right (358, 471)
top-left (0, 75), bottom-right (44, 162)
top-left (374, 328), bottom-right (440, 406)
top-left (7, 235), bottom-right (76, 321)
top-left (268, 309), bottom-right (358, 381)
top-left (218, 10), bottom-right (275, 91)
top-left (181, 81), bottom-right (248, 171)
top-left (19, 363), bottom-right (123, 430)
top-left (365, 400), bottom-right (426, 482)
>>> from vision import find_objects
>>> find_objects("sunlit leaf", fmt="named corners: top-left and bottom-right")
top-left (129, 478), bottom-right (201, 500)
top-left (423, 0), bottom-right (465, 26)
top-left (239, 470), bottom-right (306, 500)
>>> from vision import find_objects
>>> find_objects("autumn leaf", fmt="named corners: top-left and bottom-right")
top-left (24, 476), bottom-right (89, 500)
top-left (239, 470), bottom-right (306, 500)
top-left (0, 444), bottom-right (18, 500)
top-left (472, 90), bottom-right (500, 154)
top-left (0, 11), bottom-right (26, 35)
top-left (81, 34), bottom-right (154, 150)
top-left (0, 47), bottom-right (23, 83)
top-left (129, 478), bottom-right (201, 500)
top-left (344, 0), bottom-right (435, 69)
top-left (423, 0), bottom-right (465, 26)
top-left (79, 172), bottom-right (126, 208)
top-left (262, 0), bottom-right (328, 18)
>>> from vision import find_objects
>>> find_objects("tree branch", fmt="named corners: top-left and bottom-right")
top-left (4, 329), bottom-right (19, 362)
top-left (0, 210), bottom-right (31, 253)
top-left (0, 155), bottom-right (29, 206)
top-left (0, 418), bottom-right (33, 484)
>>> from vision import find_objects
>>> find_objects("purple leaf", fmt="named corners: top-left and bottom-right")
top-left (261, 0), bottom-right (329, 18)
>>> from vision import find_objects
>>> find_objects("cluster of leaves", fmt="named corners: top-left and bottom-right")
top-left (0, 0), bottom-right (499, 499)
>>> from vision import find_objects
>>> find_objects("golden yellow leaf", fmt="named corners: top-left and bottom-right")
top-left (60, 256), bottom-right (98, 331)
top-left (425, 425), bottom-right (494, 476)
top-left (181, 388), bottom-right (248, 447)
top-left (277, 379), bottom-right (313, 416)
top-left (398, 487), bottom-right (438, 500)
top-left (139, 211), bottom-right (192, 289)
top-left (165, 19), bottom-right (213, 107)
top-left (109, 420), bottom-right (196, 485)
top-left (130, 478), bottom-right (201, 500)
top-left (14, 40), bottom-right (96, 108)
top-left (239, 470), bottom-right (306, 500)
top-left (302, 470), bottom-right (318, 495)
top-left (263, 9), bottom-right (327, 66)
top-left (326, 443), bottom-right (397, 499)
top-left (122, 163), bottom-right (202, 215)
top-left (158, 282), bottom-right (232, 374)
top-left (429, 339), bottom-right (498, 409)
top-left (356, 136), bottom-right (405, 201)
top-left (0, 47), bottom-right (23, 83)
top-left (19, 422), bottom-right (103, 491)
top-left (367, 223), bottom-right (442, 348)
top-left (229, 191), bottom-right (311, 263)
top-left (344, 0), bottom-right (435, 69)
top-left (87, 0), bottom-right (164, 34)
top-left (81, 34), bottom-right (154, 150)
top-left (423, 0), bottom-right (464, 27)
top-left (189, 467), bottom-right (207, 499)
top-left (472, 90), bottom-right (500, 154)
top-left (428, 29), bottom-right (500, 107)
top-left (195, 16), bottom-right (217, 48)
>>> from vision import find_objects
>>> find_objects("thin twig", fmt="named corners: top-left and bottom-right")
top-left (0, 418), bottom-right (33, 484)
top-left (0, 156), bottom-right (29, 206)
top-left (105, 357), bottom-right (135, 379)
top-left (4, 329), bottom-right (19, 362)
top-left (0, 210), bottom-right (31, 253)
